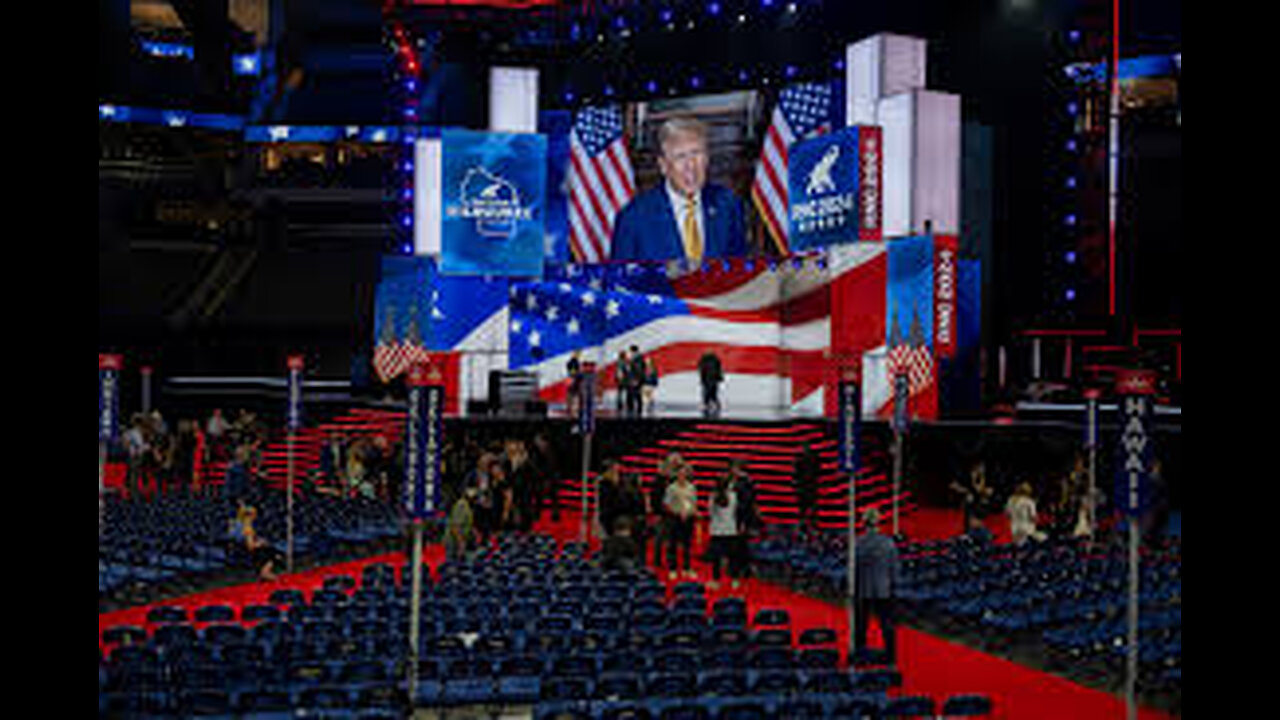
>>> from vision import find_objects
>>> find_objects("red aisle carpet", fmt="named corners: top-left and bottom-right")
top-left (99, 511), bottom-right (1171, 720)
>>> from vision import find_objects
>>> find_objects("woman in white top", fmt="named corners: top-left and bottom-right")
top-left (1007, 483), bottom-right (1047, 546)
top-left (708, 474), bottom-right (744, 591)
top-left (664, 464), bottom-right (699, 581)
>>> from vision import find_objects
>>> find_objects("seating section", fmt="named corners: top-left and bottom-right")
top-left (99, 535), bottom-right (991, 719)
top-left (898, 535), bottom-right (1181, 691)
top-left (754, 527), bottom-right (1181, 700)
top-left (99, 491), bottom-right (403, 604)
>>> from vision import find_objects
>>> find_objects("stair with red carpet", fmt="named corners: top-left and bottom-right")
top-left (203, 408), bottom-right (406, 491)
top-left (560, 422), bottom-right (915, 528)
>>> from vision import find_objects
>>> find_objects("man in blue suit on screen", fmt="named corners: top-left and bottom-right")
top-left (611, 118), bottom-right (748, 264)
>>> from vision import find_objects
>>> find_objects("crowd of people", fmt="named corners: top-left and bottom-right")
top-left (595, 453), bottom-right (761, 592)
top-left (316, 431), bottom-right (404, 503)
top-left (120, 408), bottom-right (270, 498)
top-left (564, 349), bottom-right (726, 420)
top-left (950, 455), bottom-right (1169, 547)
top-left (442, 433), bottom-right (561, 560)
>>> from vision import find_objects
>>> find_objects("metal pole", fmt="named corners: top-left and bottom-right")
top-left (99, 441), bottom-right (109, 538)
top-left (141, 369), bottom-right (153, 415)
top-left (1109, 0), bottom-right (1122, 317)
top-left (1127, 520), bottom-right (1140, 720)
top-left (847, 467), bottom-right (858, 666)
top-left (1032, 338), bottom-right (1043, 381)
top-left (286, 430), bottom-right (296, 574)
top-left (580, 432), bottom-right (593, 544)
top-left (892, 432), bottom-right (904, 537)
top-left (1088, 443), bottom-right (1098, 536)
top-left (408, 520), bottom-right (425, 703)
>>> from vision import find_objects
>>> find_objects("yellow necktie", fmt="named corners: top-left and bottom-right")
top-left (683, 195), bottom-right (704, 266)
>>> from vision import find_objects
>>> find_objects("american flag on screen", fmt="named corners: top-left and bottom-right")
top-left (507, 248), bottom-right (888, 418)
top-left (752, 83), bottom-right (835, 256)
top-left (567, 106), bottom-right (636, 264)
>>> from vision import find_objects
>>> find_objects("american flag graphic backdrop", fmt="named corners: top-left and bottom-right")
top-left (374, 246), bottom-right (942, 421)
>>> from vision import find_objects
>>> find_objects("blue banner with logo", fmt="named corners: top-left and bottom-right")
top-left (1115, 372), bottom-right (1156, 517)
top-left (287, 357), bottom-right (305, 432)
top-left (99, 355), bottom-right (122, 443)
top-left (789, 126), bottom-right (882, 252)
top-left (405, 369), bottom-right (445, 519)
top-left (441, 130), bottom-right (547, 277)
top-left (838, 380), bottom-right (861, 474)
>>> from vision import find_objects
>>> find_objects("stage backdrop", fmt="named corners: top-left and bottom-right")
top-left (377, 248), bottom-right (889, 419)
top-left (376, 237), bottom-right (963, 421)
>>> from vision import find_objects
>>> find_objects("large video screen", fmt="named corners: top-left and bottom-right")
top-left (544, 89), bottom-right (812, 266)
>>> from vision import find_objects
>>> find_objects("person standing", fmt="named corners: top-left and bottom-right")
top-left (794, 444), bottom-right (821, 533)
top-left (626, 346), bottom-right (646, 419)
top-left (643, 357), bottom-right (660, 418)
top-left (615, 351), bottom-right (631, 417)
top-left (1006, 483), bottom-right (1047, 546)
top-left (566, 352), bottom-right (583, 419)
top-left (951, 464), bottom-right (996, 535)
top-left (664, 463), bottom-right (699, 581)
top-left (598, 460), bottom-right (625, 538)
top-left (445, 488), bottom-right (477, 562)
top-left (699, 351), bottom-right (724, 419)
top-left (650, 453), bottom-right (683, 570)
top-left (709, 474), bottom-right (744, 592)
top-left (855, 509), bottom-right (901, 664)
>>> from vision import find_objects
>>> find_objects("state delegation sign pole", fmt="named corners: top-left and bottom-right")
top-left (286, 356), bottom-right (305, 574)
top-left (1085, 389), bottom-right (1101, 536)
top-left (405, 363), bottom-right (444, 703)
top-left (100, 355), bottom-right (123, 537)
top-left (1117, 370), bottom-right (1156, 720)
top-left (892, 373), bottom-right (910, 537)
top-left (839, 379), bottom-right (862, 663)
top-left (578, 365), bottom-right (597, 544)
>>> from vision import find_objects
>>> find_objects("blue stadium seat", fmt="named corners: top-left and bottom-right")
top-left (942, 695), bottom-right (994, 717)
top-left (883, 697), bottom-right (937, 719)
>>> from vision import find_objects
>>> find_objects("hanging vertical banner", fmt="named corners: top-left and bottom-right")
top-left (892, 372), bottom-right (910, 434)
top-left (789, 126), bottom-right (884, 252)
top-left (578, 363), bottom-right (598, 435)
top-left (286, 356), bottom-right (305, 432)
top-left (99, 355), bottom-right (123, 443)
top-left (1084, 388), bottom-right (1101, 450)
top-left (405, 363), bottom-right (445, 520)
top-left (933, 235), bottom-right (959, 360)
top-left (1115, 370), bottom-right (1156, 517)
top-left (838, 380), bottom-right (862, 474)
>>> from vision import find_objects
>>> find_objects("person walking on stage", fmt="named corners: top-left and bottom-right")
top-left (699, 351), bottom-right (724, 419)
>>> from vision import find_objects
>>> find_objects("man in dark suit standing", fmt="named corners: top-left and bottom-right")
top-left (699, 351), bottom-right (724, 419)
top-left (626, 346), bottom-right (647, 418)
top-left (612, 118), bottom-right (748, 264)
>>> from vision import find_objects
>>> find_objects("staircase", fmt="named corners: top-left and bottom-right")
top-left (562, 423), bottom-right (915, 530)
top-left (205, 408), bottom-right (404, 490)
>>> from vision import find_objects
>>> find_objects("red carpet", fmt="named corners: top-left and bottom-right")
top-left (99, 511), bottom-right (1172, 720)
